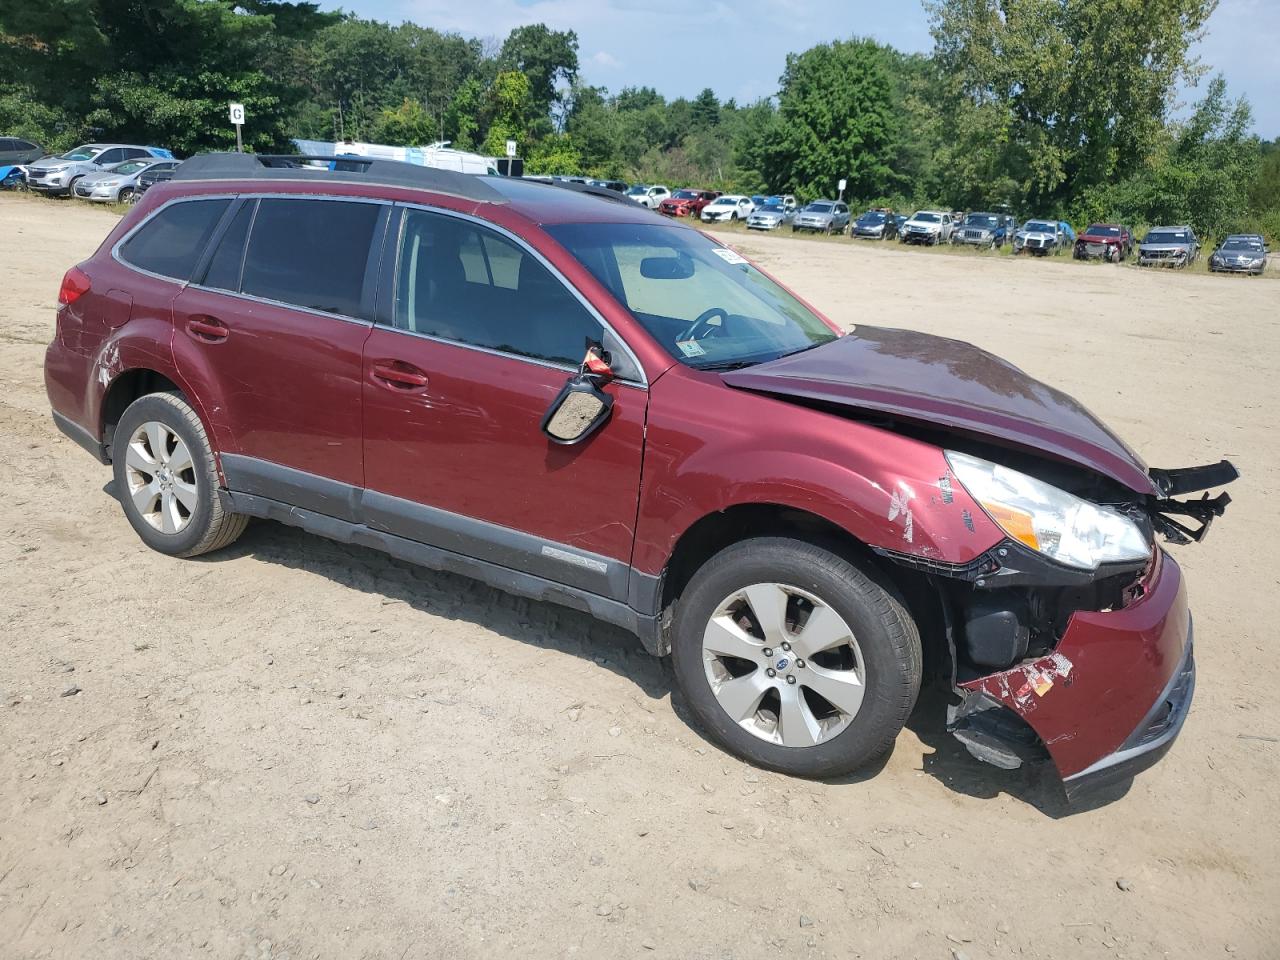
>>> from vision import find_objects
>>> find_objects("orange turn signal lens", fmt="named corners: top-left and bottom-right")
top-left (980, 501), bottom-right (1040, 551)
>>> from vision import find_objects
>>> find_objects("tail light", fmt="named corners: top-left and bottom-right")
top-left (58, 266), bottom-right (91, 306)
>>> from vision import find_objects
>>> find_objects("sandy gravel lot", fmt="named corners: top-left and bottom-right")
top-left (2, 193), bottom-right (1277, 960)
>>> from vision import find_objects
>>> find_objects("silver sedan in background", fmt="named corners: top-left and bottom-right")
top-left (73, 158), bottom-right (180, 203)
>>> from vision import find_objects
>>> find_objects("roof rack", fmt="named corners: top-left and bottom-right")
top-left (540, 178), bottom-right (636, 207)
top-left (171, 152), bottom-right (507, 204)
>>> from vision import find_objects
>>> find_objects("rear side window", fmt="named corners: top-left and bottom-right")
top-left (201, 200), bottom-right (254, 292)
top-left (119, 199), bottom-right (230, 280)
top-left (240, 198), bottom-right (379, 318)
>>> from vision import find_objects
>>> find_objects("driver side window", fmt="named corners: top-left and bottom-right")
top-left (393, 209), bottom-right (602, 367)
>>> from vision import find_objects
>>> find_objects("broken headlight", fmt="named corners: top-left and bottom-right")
top-left (946, 451), bottom-right (1150, 570)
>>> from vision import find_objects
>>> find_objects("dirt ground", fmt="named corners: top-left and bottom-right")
top-left (2, 193), bottom-right (1277, 960)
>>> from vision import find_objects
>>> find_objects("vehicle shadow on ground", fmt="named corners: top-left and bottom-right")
top-left (112, 492), bottom-right (675, 701)
top-left (904, 687), bottom-right (1133, 818)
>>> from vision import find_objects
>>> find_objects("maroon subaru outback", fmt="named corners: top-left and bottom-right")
top-left (44, 153), bottom-right (1237, 800)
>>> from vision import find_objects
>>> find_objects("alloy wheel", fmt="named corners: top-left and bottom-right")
top-left (701, 582), bottom-right (865, 748)
top-left (123, 420), bottom-right (198, 534)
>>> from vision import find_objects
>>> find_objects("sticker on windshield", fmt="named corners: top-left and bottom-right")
top-left (676, 339), bottom-right (707, 358)
top-left (711, 247), bottom-right (748, 266)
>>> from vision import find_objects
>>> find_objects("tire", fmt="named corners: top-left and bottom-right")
top-left (118, 187), bottom-right (134, 204)
top-left (670, 537), bottom-right (922, 778)
top-left (112, 392), bottom-right (247, 558)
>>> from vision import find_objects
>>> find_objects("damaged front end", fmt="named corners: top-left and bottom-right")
top-left (879, 456), bottom-right (1236, 802)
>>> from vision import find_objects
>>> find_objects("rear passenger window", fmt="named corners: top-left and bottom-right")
top-left (393, 208), bottom-right (601, 366)
top-left (201, 200), bottom-right (253, 292)
top-left (240, 198), bottom-right (379, 318)
top-left (119, 199), bottom-right (230, 280)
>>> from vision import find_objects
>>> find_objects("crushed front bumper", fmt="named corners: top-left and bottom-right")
top-left (952, 548), bottom-right (1194, 801)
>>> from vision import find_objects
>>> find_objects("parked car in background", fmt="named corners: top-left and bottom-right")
top-left (745, 200), bottom-right (795, 231)
top-left (1, 136), bottom-right (45, 166)
top-left (132, 163), bottom-right (179, 202)
top-left (1013, 219), bottom-right (1069, 256)
top-left (659, 189), bottom-right (720, 218)
top-left (44, 150), bottom-right (1236, 800)
top-left (74, 158), bottom-right (180, 204)
top-left (700, 195), bottom-right (754, 222)
top-left (1208, 235), bottom-right (1268, 275)
top-left (587, 178), bottom-right (628, 192)
top-left (900, 210), bottom-right (954, 245)
top-left (625, 184), bottom-right (670, 208)
top-left (1138, 226), bottom-right (1201, 268)
top-left (1074, 224), bottom-right (1133, 262)
top-left (767, 194), bottom-right (798, 213)
top-left (951, 212), bottom-right (1011, 249)
top-left (850, 209), bottom-right (898, 240)
top-left (26, 144), bottom-right (174, 196)
top-left (792, 200), bottom-right (851, 235)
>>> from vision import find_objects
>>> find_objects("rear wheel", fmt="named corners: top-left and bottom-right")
top-left (112, 392), bottom-right (247, 558)
top-left (670, 538), bottom-right (921, 778)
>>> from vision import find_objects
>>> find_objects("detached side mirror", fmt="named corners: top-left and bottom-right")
top-left (541, 342), bottom-right (616, 445)
top-left (541, 374), bottom-right (614, 445)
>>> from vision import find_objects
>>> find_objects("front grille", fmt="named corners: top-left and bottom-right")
top-left (1027, 237), bottom-right (1046, 248)
top-left (1085, 242), bottom-right (1106, 256)
top-left (1143, 248), bottom-right (1177, 260)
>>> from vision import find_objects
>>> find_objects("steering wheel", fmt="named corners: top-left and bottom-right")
top-left (679, 306), bottom-right (730, 343)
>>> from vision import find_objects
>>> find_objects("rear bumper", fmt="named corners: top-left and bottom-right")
top-left (957, 549), bottom-right (1193, 799)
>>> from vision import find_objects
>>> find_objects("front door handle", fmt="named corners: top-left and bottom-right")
top-left (186, 316), bottom-right (228, 343)
top-left (371, 360), bottom-right (429, 393)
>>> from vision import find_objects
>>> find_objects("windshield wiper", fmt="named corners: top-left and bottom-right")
top-left (695, 359), bottom-right (760, 371)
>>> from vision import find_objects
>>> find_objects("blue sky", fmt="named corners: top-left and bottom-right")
top-left (317, 0), bottom-right (1278, 137)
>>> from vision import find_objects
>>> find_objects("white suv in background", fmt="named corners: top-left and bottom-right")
top-left (625, 184), bottom-right (671, 208)
top-left (899, 210), bottom-right (955, 245)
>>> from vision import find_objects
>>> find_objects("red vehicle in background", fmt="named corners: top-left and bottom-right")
top-left (659, 188), bottom-right (720, 218)
top-left (43, 153), bottom-right (1237, 803)
top-left (1074, 223), bottom-right (1134, 262)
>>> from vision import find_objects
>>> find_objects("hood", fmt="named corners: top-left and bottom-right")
top-left (721, 326), bottom-right (1156, 494)
top-left (29, 158), bottom-right (73, 171)
top-left (798, 211), bottom-right (834, 221)
top-left (1140, 242), bottom-right (1190, 252)
top-left (905, 220), bottom-right (940, 229)
top-left (1080, 232), bottom-right (1121, 243)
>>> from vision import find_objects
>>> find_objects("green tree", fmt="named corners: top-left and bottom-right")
top-left (928, 0), bottom-right (1218, 209)
top-left (691, 87), bottom-right (720, 128)
top-left (481, 70), bottom-right (534, 157)
top-left (767, 38), bottom-right (900, 201)
top-left (497, 24), bottom-right (578, 122)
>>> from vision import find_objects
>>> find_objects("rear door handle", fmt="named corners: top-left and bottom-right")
top-left (371, 360), bottom-right (429, 393)
top-left (186, 316), bottom-right (228, 343)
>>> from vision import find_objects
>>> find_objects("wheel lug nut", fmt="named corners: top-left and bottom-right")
top-left (762, 648), bottom-right (773, 658)
top-left (781, 642), bottom-right (791, 651)
top-left (766, 668), bottom-right (776, 678)
top-left (786, 675), bottom-right (797, 685)
top-left (796, 659), bottom-right (805, 669)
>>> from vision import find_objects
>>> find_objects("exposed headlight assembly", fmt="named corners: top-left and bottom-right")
top-left (946, 451), bottom-right (1150, 570)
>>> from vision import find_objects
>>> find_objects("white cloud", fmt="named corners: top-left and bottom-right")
top-left (590, 50), bottom-right (621, 69)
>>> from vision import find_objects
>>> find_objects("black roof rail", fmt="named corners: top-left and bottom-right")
top-left (538, 178), bottom-right (636, 207)
top-left (170, 152), bottom-right (507, 204)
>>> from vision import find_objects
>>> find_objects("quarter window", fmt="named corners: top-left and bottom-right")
top-left (393, 209), bottom-right (602, 366)
top-left (119, 199), bottom-right (231, 280)
top-left (240, 198), bottom-right (380, 318)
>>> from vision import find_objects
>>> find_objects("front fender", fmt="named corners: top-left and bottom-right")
top-left (632, 367), bottom-right (1005, 577)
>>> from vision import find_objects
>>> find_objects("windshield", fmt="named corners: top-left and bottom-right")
top-left (964, 214), bottom-right (998, 226)
top-left (59, 145), bottom-right (98, 161)
top-left (756, 204), bottom-right (785, 214)
top-left (1145, 231), bottom-right (1189, 244)
top-left (912, 212), bottom-right (940, 223)
top-left (1221, 239), bottom-right (1262, 251)
top-left (545, 222), bottom-right (838, 370)
top-left (673, 190), bottom-right (699, 200)
top-left (1085, 225), bottom-right (1120, 236)
top-left (625, 186), bottom-right (648, 196)
top-left (114, 160), bottom-right (150, 175)
top-left (858, 212), bottom-right (886, 223)
top-left (1024, 220), bottom-right (1056, 232)
top-left (709, 197), bottom-right (736, 206)
top-left (805, 202), bottom-right (833, 213)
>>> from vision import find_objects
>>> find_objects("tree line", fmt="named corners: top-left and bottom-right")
top-left (2, 0), bottom-right (1277, 239)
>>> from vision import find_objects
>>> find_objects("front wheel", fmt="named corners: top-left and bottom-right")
top-left (112, 392), bottom-right (248, 558)
top-left (670, 538), bottom-right (922, 778)
top-left (118, 187), bottom-right (135, 204)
